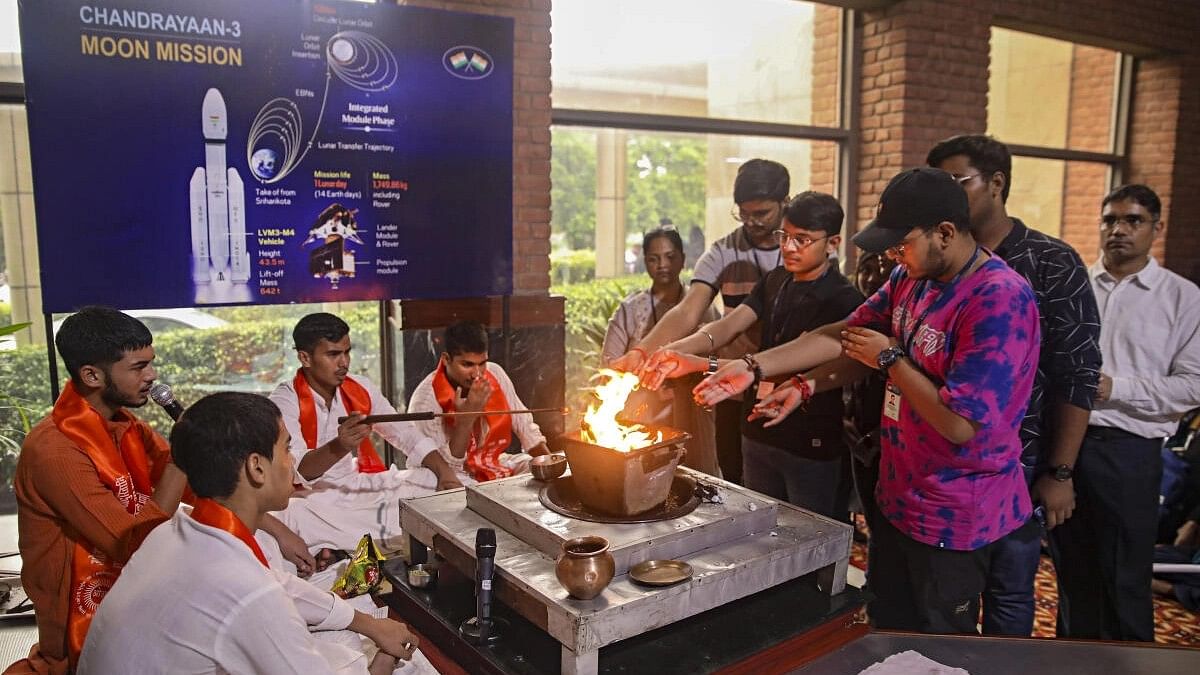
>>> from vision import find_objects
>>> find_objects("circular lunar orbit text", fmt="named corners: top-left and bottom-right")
top-left (326, 31), bottom-right (398, 92)
top-left (246, 97), bottom-right (304, 184)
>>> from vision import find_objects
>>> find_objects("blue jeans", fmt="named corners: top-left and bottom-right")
top-left (982, 509), bottom-right (1042, 635)
top-left (740, 436), bottom-right (847, 519)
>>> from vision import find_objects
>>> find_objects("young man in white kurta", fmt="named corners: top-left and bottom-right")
top-left (78, 392), bottom-right (417, 675)
top-left (408, 361), bottom-right (547, 485)
top-left (268, 313), bottom-right (460, 556)
top-left (407, 321), bottom-right (548, 485)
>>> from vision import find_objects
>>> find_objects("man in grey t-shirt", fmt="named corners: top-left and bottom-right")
top-left (612, 158), bottom-right (784, 481)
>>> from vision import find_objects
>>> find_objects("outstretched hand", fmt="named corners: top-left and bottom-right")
top-left (840, 327), bottom-right (893, 369)
top-left (748, 379), bottom-right (809, 428)
top-left (693, 360), bottom-right (754, 408)
top-left (638, 350), bottom-right (707, 390)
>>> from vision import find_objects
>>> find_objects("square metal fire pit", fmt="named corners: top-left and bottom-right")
top-left (559, 425), bottom-right (689, 516)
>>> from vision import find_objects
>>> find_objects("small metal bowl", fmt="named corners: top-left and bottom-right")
top-left (407, 563), bottom-right (437, 589)
top-left (530, 453), bottom-right (568, 481)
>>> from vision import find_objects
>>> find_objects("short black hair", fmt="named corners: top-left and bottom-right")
top-left (926, 134), bottom-right (1013, 202)
top-left (444, 320), bottom-right (488, 357)
top-left (1103, 184), bottom-right (1162, 221)
top-left (293, 312), bottom-right (349, 352)
top-left (171, 392), bottom-right (281, 499)
top-left (783, 191), bottom-right (844, 237)
top-left (642, 227), bottom-right (684, 256)
top-left (56, 306), bottom-right (153, 386)
top-left (733, 159), bottom-right (789, 204)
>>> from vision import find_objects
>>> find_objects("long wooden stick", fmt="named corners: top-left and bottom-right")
top-left (337, 406), bottom-right (568, 425)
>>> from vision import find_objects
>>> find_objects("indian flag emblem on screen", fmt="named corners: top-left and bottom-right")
top-left (443, 45), bottom-right (495, 80)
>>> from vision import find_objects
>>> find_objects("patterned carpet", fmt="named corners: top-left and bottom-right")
top-left (848, 535), bottom-right (1200, 646)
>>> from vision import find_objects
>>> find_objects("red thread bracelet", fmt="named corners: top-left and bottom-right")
top-left (790, 375), bottom-right (813, 403)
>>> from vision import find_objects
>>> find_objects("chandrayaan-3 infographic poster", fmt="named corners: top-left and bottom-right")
top-left (19, 0), bottom-right (514, 312)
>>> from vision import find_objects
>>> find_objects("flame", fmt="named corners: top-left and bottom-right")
top-left (581, 369), bottom-right (663, 452)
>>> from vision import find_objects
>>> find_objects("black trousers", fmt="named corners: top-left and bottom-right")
top-left (868, 515), bottom-right (994, 634)
top-left (1051, 427), bottom-right (1162, 641)
top-left (714, 399), bottom-right (744, 485)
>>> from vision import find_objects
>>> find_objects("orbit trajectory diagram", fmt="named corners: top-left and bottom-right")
top-left (246, 31), bottom-right (399, 184)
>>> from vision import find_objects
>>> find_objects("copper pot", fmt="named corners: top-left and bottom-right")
top-left (555, 536), bottom-right (615, 600)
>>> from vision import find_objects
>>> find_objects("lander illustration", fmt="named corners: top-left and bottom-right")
top-left (304, 203), bottom-right (363, 290)
top-left (190, 88), bottom-right (252, 303)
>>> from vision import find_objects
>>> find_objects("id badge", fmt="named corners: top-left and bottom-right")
top-left (883, 382), bottom-right (902, 421)
top-left (755, 380), bottom-right (775, 401)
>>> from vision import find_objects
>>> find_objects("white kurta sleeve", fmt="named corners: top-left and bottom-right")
top-left (273, 569), bottom-right (356, 631)
top-left (362, 379), bottom-right (439, 468)
top-left (216, 584), bottom-right (367, 675)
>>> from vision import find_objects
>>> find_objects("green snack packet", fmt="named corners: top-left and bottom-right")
top-left (331, 534), bottom-right (383, 599)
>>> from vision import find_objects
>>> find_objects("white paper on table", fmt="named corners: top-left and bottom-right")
top-left (857, 649), bottom-right (970, 675)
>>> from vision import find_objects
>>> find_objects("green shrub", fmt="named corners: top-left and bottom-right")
top-left (550, 249), bottom-right (597, 285)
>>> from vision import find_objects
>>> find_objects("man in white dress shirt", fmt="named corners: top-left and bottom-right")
top-left (268, 313), bottom-right (461, 558)
top-left (408, 321), bottom-right (548, 485)
top-left (78, 392), bottom-right (418, 675)
top-left (1053, 184), bottom-right (1200, 641)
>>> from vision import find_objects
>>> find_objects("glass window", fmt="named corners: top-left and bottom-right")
top-left (551, 0), bottom-right (842, 127)
top-left (988, 27), bottom-right (1120, 153)
top-left (0, 0), bottom-right (20, 84)
top-left (551, 126), bottom-right (837, 281)
top-left (1004, 156), bottom-right (1111, 263)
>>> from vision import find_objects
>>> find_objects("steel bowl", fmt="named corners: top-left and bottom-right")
top-left (407, 563), bottom-right (437, 589)
top-left (530, 453), bottom-right (568, 481)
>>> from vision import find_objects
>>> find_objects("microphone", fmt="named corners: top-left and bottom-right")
top-left (459, 527), bottom-right (502, 643)
top-left (149, 383), bottom-right (186, 421)
top-left (475, 527), bottom-right (497, 640)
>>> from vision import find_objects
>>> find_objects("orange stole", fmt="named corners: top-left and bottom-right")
top-left (51, 382), bottom-right (162, 669)
top-left (293, 370), bottom-right (387, 473)
top-left (432, 363), bottom-right (514, 482)
top-left (190, 499), bottom-right (269, 567)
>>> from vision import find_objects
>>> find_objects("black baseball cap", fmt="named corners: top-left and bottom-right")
top-left (852, 167), bottom-right (970, 254)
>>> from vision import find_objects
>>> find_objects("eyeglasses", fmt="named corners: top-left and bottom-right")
top-left (731, 202), bottom-right (781, 226)
top-left (773, 231), bottom-right (828, 250)
top-left (885, 229), bottom-right (927, 258)
top-left (1099, 214), bottom-right (1156, 231)
top-left (951, 173), bottom-right (983, 186)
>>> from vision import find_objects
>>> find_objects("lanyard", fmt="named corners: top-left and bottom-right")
top-left (900, 246), bottom-right (982, 357)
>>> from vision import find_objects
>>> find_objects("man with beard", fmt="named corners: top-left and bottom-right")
top-left (697, 168), bottom-right (1041, 633)
top-left (408, 321), bottom-right (548, 485)
top-left (6, 306), bottom-right (190, 674)
top-left (267, 313), bottom-right (462, 561)
top-left (1054, 185), bottom-right (1200, 641)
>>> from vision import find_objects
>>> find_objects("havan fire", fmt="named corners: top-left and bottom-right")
top-left (580, 369), bottom-right (663, 453)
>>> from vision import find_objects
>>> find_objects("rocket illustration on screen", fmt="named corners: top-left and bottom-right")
top-left (190, 88), bottom-right (252, 303)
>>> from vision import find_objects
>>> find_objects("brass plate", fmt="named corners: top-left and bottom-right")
top-left (629, 559), bottom-right (693, 587)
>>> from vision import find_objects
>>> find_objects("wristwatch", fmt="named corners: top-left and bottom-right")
top-left (706, 355), bottom-right (719, 375)
top-left (876, 346), bottom-right (905, 372)
top-left (1049, 464), bottom-right (1074, 482)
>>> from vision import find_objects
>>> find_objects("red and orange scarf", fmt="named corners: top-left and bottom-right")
top-left (190, 498), bottom-right (269, 567)
top-left (52, 382), bottom-right (164, 668)
top-left (432, 362), bottom-right (514, 482)
top-left (293, 370), bottom-right (387, 474)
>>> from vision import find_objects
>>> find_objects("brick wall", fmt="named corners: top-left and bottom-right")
top-left (856, 0), bottom-right (989, 236)
top-left (409, 0), bottom-right (552, 294)
top-left (1061, 46), bottom-right (1117, 264)
top-left (809, 4), bottom-right (841, 196)
top-left (852, 0), bottom-right (1200, 279)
